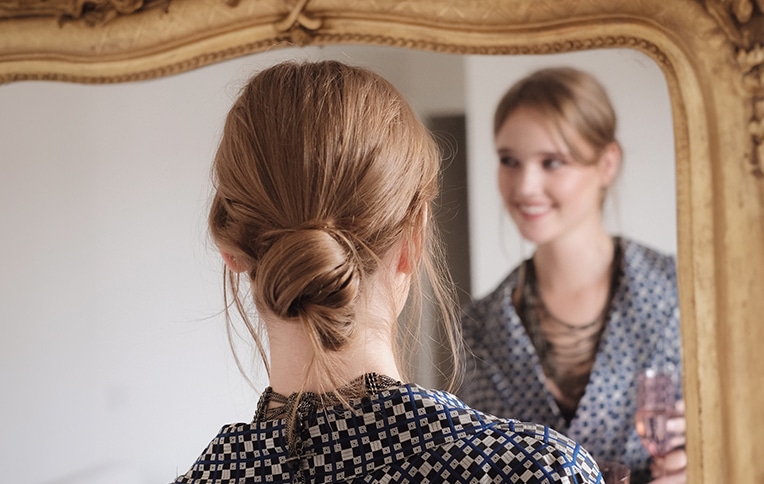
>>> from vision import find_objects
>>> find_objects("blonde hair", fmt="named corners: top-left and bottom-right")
top-left (208, 60), bottom-right (460, 392)
top-left (494, 67), bottom-right (618, 164)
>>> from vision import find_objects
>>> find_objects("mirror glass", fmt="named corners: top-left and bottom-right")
top-left (0, 44), bottom-right (675, 483)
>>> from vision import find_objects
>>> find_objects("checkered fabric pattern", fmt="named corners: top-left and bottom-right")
top-left (173, 384), bottom-right (602, 483)
top-left (460, 238), bottom-right (682, 484)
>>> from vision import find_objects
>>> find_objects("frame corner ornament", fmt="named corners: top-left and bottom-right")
top-left (706, 0), bottom-right (764, 177)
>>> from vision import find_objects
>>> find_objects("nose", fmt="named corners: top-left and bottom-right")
top-left (515, 164), bottom-right (543, 197)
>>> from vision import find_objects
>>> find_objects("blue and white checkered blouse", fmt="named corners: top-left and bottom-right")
top-left (173, 381), bottom-right (602, 483)
top-left (460, 238), bottom-right (682, 484)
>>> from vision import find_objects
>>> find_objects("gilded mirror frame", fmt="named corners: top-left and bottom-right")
top-left (2, 1), bottom-right (763, 482)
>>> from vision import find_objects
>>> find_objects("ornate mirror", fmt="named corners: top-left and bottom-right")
top-left (1, 1), bottom-right (763, 482)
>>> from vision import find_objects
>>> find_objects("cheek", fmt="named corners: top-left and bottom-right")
top-left (554, 174), bottom-right (601, 208)
top-left (497, 169), bottom-right (514, 200)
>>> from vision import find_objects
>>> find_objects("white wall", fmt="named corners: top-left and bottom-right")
top-left (0, 53), bottom-right (260, 484)
top-left (465, 50), bottom-right (676, 297)
top-left (0, 46), bottom-right (673, 483)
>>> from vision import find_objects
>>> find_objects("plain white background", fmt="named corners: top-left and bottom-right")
top-left (0, 46), bottom-right (674, 483)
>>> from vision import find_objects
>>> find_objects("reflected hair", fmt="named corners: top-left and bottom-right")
top-left (208, 60), bottom-right (461, 392)
top-left (494, 66), bottom-right (618, 164)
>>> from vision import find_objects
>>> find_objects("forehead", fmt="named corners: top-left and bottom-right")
top-left (495, 106), bottom-right (593, 159)
top-left (495, 107), bottom-right (566, 149)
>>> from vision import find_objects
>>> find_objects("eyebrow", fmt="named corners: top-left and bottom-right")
top-left (496, 147), bottom-right (570, 159)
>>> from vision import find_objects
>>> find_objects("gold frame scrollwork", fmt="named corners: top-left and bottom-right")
top-left (1, 1), bottom-right (763, 482)
top-left (706, 0), bottom-right (764, 178)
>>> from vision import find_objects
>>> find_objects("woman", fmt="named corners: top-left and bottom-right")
top-left (172, 61), bottom-right (601, 483)
top-left (459, 67), bottom-right (685, 484)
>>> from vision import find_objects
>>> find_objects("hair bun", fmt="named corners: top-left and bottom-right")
top-left (254, 228), bottom-right (360, 350)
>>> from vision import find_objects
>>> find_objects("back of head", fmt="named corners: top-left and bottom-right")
top-left (493, 66), bottom-right (617, 163)
top-left (208, 61), bottom-right (443, 370)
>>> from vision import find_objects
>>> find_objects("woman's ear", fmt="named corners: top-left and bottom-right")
top-left (396, 241), bottom-right (419, 275)
top-left (221, 251), bottom-right (246, 273)
top-left (396, 243), bottom-right (412, 275)
top-left (397, 206), bottom-right (428, 274)
top-left (598, 142), bottom-right (622, 187)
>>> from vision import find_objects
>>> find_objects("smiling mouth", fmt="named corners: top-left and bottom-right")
top-left (517, 204), bottom-right (551, 216)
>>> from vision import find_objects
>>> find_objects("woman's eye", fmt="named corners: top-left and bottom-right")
top-left (542, 158), bottom-right (565, 170)
top-left (499, 156), bottom-right (520, 167)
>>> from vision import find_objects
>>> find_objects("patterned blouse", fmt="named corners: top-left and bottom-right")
top-left (459, 238), bottom-right (682, 484)
top-left (173, 377), bottom-right (602, 483)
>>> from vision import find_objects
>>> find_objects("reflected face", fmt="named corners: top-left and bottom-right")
top-left (495, 107), bottom-right (607, 246)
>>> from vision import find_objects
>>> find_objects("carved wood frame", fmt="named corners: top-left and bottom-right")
top-left (2, 1), bottom-right (763, 481)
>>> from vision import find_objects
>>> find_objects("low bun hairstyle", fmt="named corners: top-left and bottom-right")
top-left (255, 228), bottom-right (360, 350)
top-left (209, 60), bottom-right (458, 386)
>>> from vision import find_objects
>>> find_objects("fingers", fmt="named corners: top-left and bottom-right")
top-left (667, 416), bottom-right (685, 434)
top-left (659, 447), bottom-right (687, 472)
top-left (644, 400), bottom-right (688, 483)
top-left (650, 448), bottom-right (687, 483)
top-left (667, 417), bottom-right (686, 449)
top-left (648, 471), bottom-right (686, 484)
top-left (667, 400), bottom-right (686, 450)
top-left (675, 399), bottom-right (685, 414)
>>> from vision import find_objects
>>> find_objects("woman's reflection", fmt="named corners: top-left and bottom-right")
top-left (458, 67), bottom-right (684, 484)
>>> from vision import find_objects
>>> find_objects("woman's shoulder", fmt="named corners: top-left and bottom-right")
top-left (171, 420), bottom-right (287, 483)
top-left (619, 237), bottom-right (677, 281)
top-left (411, 385), bottom-right (601, 483)
top-left (173, 384), bottom-right (602, 484)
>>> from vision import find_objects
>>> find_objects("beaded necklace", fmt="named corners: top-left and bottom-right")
top-left (517, 237), bottom-right (622, 423)
top-left (254, 372), bottom-right (401, 422)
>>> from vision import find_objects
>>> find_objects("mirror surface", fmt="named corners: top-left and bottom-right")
top-left (0, 45), bottom-right (676, 483)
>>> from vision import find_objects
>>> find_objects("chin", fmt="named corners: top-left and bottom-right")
top-left (510, 213), bottom-right (550, 236)
top-left (517, 229), bottom-right (550, 246)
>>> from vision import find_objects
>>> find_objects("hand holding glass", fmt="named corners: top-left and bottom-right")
top-left (635, 366), bottom-right (679, 477)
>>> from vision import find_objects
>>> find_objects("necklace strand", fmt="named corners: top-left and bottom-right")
top-left (254, 372), bottom-right (401, 422)
top-left (518, 237), bottom-right (622, 421)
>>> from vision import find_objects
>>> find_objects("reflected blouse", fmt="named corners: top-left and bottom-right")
top-left (460, 238), bottom-right (682, 484)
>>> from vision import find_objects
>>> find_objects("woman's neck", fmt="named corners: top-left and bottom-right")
top-left (263, 245), bottom-right (410, 396)
top-left (533, 224), bottom-right (614, 293)
top-left (264, 311), bottom-right (402, 396)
